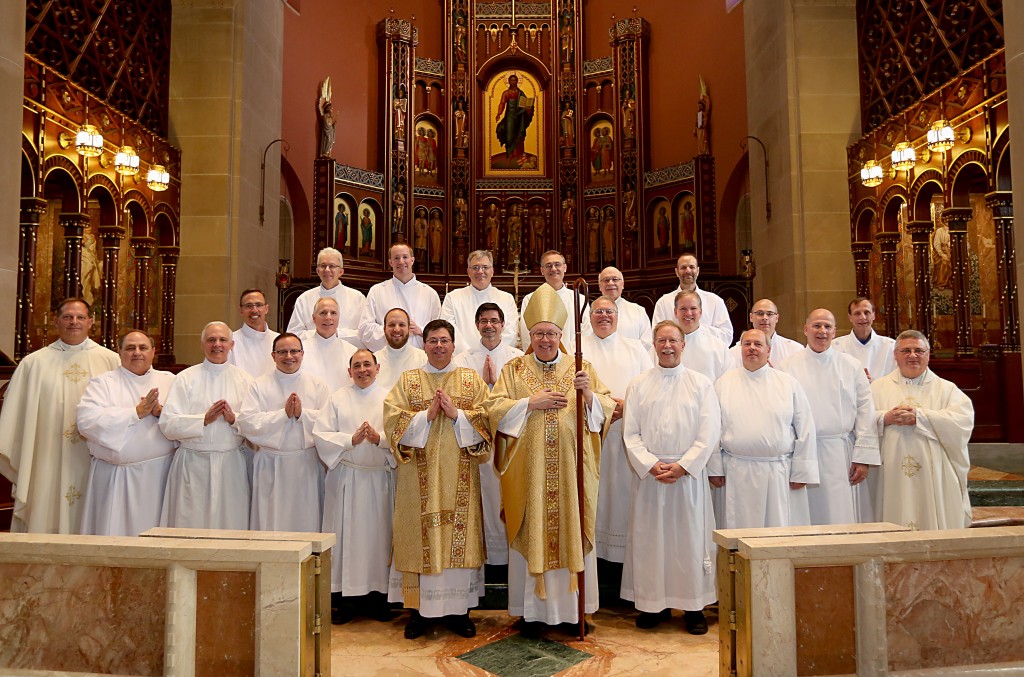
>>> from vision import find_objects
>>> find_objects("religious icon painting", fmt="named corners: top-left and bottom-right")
top-left (413, 119), bottom-right (441, 186)
top-left (428, 208), bottom-right (445, 270)
top-left (357, 202), bottom-right (377, 260)
top-left (675, 192), bottom-right (697, 253)
top-left (650, 197), bottom-right (671, 254)
top-left (588, 121), bottom-right (614, 184)
top-left (332, 196), bottom-right (351, 253)
top-left (485, 70), bottom-right (544, 175)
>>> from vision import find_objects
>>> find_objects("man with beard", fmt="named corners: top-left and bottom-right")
top-left (238, 332), bottom-right (330, 532)
top-left (518, 250), bottom-right (590, 353)
top-left (159, 322), bottom-right (253, 529)
top-left (77, 330), bottom-right (176, 536)
top-left (727, 298), bottom-right (802, 369)
top-left (621, 321), bottom-right (720, 634)
top-left (314, 349), bottom-right (395, 624)
top-left (375, 307), bottom-right (428, 392)
top-left (597, 267), bottom-right (653, 349)
top-left (652, 255), bottom-right (732, 345)
top-left (359, 243), bottom-right (441, 351)
top-left (287, 247), bottom-right (366, 346)
top-left (440, 250), bottom-right (519, 354)
top-left (384, 320), bottom-right (492, 639)
top-left (299, 297), bottom-right (357, 393)
top-left (228, 288), bottom-right (279, 377)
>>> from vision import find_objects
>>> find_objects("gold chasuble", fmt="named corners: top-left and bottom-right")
top-left (383, 367), bottom-right (492, 608)
top-left (485, 355), bottom-right (614, 597)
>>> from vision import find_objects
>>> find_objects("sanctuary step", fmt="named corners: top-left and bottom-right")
top-left (968, 443), bottom-right (1024, 507)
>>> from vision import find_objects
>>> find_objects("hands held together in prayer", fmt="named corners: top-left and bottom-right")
top-left (204, 399), bottom-right (236, 425)
top-left (351, 420), bottom-right (381, 445)
top-left (482, 355), bottom-right (498, 386)
top-left (426, 389), bottom-right (459, 421)
top-left (284, 393), bottom-right (303, 419)
top-left (136, 388), bottom-right (162, 419)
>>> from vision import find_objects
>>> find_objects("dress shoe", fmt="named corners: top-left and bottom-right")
top-left (684, 610), bottom-right (708, 635)
top-left (635, 609), bottom-right (670, 629)
top-left (518, 620), bottom-right (544, 639)
top-left (557, 620), bottom-right (594, 636)
top-left (331, 606), bottom-right (353, 625)
top-left (446, 614), bottom-right (476, 638)
top-left (366, 592), bottom-right (395, 622)
top-left (404, 611), bottom-right (427, 639)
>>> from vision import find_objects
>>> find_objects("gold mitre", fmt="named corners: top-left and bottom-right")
top-left (523, 283), bottom-right (568, 330)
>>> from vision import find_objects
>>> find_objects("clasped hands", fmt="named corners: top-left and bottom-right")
top-left (648, 461), bottom-right (686, 484)
top-left (136, 388), bottom-right (162, 419)
top-left (527, 371), bottom-right (594, 411)
top-left (426, 389), bottom-right (459, 421)
top-left (351, 420), bottom-right (381, 445)
top-left (203, 399), bottom-right (236, 425)
top-left (884, 404), bottom-right (917, 427)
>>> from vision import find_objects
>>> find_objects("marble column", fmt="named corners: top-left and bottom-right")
top-left (98, 223), bottom-right (126, 349)
top-left (132, 237), bottom-right (156, 333)
top-left (59, 212), bottom-right (90, 301)
top-left (988, 192), bottom-right (1020, 351)
top-left (851, 241), bottom-right (873, 299)
top-left (16, 197), bottom-right (46, 359)
top-left (876, 231), bottom-right (900, 339)
top-left (157, 245), bottom-right (180, 367)
top-left (907, 219), bottom-right (935, 339)
top-left (943, 207), bottom-right (974, 355)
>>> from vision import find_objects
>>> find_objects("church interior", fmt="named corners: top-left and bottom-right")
top-left (4, 0), bottom-right (1024, 675)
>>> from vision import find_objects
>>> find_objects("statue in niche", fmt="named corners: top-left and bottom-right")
top-left (429, 212), bottom-right (444, 266)
top-left (317, 77), bottom-right (335, 157)
top-left (560, 104), bottom-right (575, 148)
top-left (484, 203), bottom-right (500, 252)
top-left (559, 15), bottom-right (574, 64)
top-left (695, 76), bottom-right (711, 156)
top-left (586, 208), bottom-right (600, 266)
top-left (414, 128), bottom-right (429, 175)
top-left (454, 191), bottom-right (468, 237)
top-left (602, 209), bottom-right (616, 263)
top-left (561, 191), bottom-right (576, 237)
top-left (529, 205), bottom-right (545, 265)
top-left (623, 184), bottom-right (637, 231)
top-left (393, 85), bottom-right (408, 138)
top-left (622, 92), bottom-right (636, 141)
top-left (454, 100), bottom-right (468, 148)
top-left (932, 222), bottom-right (952, 290)
top-left (413, 207), bottom-right (428, 261)
top-left (392, 184), bottom-right (406, 233)
top-left (454, 15), bottom-right (468, 64)
top-left (506, 204), bottom-right (523, 263)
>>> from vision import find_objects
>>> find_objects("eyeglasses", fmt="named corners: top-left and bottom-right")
top-left (469, 265), bottom-right (493, 272)
top-left (531, 331), bottom-right (561, 340)
top-left (752, 311), bottom-right (779, 318)
top-left (599, 276), bottom-right (623, 284)
top-left (654, 337), bottom-right (683, 346)
top-left (897, 348), bottom-right (929, 356)
top-left (317, 263), bottom-right (341, 271)
top-left (241, 302), bottom-right (266, 310)
top-left (477, 318), bottom-right (503, 325)
top-left (541, 262), bottom-right (565, 270)
top-left (592, 309), bottom-right (617, 316)
top-left (274, 349), bottom-right (303, 356)
top-left (425, 338), bottom-right (453, 346)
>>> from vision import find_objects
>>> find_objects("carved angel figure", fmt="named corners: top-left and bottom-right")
top-left (317, 77), bottom-right (335, 157)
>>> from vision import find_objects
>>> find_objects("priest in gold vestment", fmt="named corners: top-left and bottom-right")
top-left (383, 319), bottom-right (492, 640)
top-left (485, 284), bottom-right (615, 636)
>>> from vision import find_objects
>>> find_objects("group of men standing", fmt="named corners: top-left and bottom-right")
top-left (0, 247), bottom-right (975, 640)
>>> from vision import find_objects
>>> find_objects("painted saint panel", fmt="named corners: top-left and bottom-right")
top-left (486, 71), bottom-right (544, 175)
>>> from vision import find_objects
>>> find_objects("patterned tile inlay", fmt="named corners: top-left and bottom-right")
top-left (458, 635), bottom-right (592, 676)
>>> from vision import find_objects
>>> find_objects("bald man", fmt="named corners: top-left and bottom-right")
top-left (597, 267), bottom-right (653, 349)
top-left (727, 298), bottom-right (802, 369)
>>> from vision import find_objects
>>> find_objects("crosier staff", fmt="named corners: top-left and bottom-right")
top-left (572, 276), bottom-right (588, 641)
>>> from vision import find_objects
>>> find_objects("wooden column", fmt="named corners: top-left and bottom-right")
top-left (98, 224), bottom-right (126, 349)
top-left (17, 198), bottom-right (46, 359)
top-left (851, 241), bottom-right (873, 299)
top-left (906, 219), bottom-right (934, 339)
top-left (876, 231), bottom-right (900, 339)
top-left (59, 212), bottom-right (90, 301)
top-left (157, 245), bottom-right (180, 367)
top-left (942, 207), bottom-right (974, 355)
top-left (378, 17), bottom-right (416, 248)
top-left (132, 237), bottom-right (156, 333)
top-left (988, 192), bottom-right (1020, 351)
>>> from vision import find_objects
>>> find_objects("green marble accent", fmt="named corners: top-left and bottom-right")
top-left (968, 480), bottom-right (1024, 506)
top-left (458, 635), bottom-right (592, 676)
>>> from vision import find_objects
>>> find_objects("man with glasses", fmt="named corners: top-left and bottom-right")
top-left (228, 288), bottom-right (279, 378)
top-left (597, 267), bottom-right (653, 349)
top-left (288, 247), bottom-right (366, 347)
top-left (832, 297), bottom-right (896, 382)
top-left (518, 250), bottom-right (590, 353)
top-left (360, 243), bottom-right (442, 351)
top-left (441, 249), bottom-right (519, 354)
top-left (486, 284), bottom-right (615, 638)
top-left (238, 332), bottom-right (330, 531)
top-left (384, 320), bottom-right (492, 639)
top-left (727, 298), bottom-right (802, 369)
top-left (652, 255), bottom-right (733, 345)
top-left (299, 298), bottom-right (357, 392)
top-left (871, 330), bottom-right (974, 530)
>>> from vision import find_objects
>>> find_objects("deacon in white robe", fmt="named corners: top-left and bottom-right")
top-left (440, 249), bottom-right (519, 353)
top-left (597, 267), bottom-right (653, 349)
top-left (832, 298), bottom-right (896, 382)
top-left (780, 310), bottom-right (879, 526)
top-left (672, 291), bottom-right (731, 382)
top-left (287, 247), bottom-right (366, 346)
top-left (299, 297), bottom-right (357, 392)
top-left (227, 288), bottom-right (279, 378)
top-left (452, 302), bottom-right (523, 565)
top-left (711, 329), bottom-right (818, 529)
top-left (621, 321), bottom-right (720, 634)
top-left (374, 307), bottom-right (429, 391)
top-left (0, 298), bottom-right (119, 534)
top-left (582, 296), bottom-right (653, 564)
top-left (159, 322), bottom-right (254, 529)
top-left (872, 330), bottom-right (974, 530)
top-left (518, 251), bottom-right (591, 352)
top-left (726, 298), bottom-right (802, 369)
top-left (76, 331), bottom-right (176, 536)
top-left (358, 243), bottom-right (441, 351)
top-left (238, 333), bottom-right (330, 532)
top-left (314, 349), bottom-right (395, 623)
top-left (651, 255), bottom-right (733, 345)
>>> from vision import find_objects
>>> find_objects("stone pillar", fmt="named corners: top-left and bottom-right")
top-left (0, 0), bottom-right (26, 358)
top-left (59, 213), bottom-right (90, 301)
top-left (906, 219), bottom-right (935, 339)
top-left (876, 231), bottom-right (900, 339)
top-left (743, 0), bottom-right (860, 339)
top-left (132, 237), bottom-right (156, 334)
top-left (170, 0), bottom-right (284, 364)
top-left (942, 207), bottom-right (974, 355)
top-left (157, 246), bottom-right (180, 367)
top-left (1003, 2), bottom-right (1024, 407)
top-left (851, 241), bottom-right (872, 299)
top-left (988, 192), bottom-right (1020, 351)
top-left (16, 198), bottom-right (46, 359)
top-left (97, 223), bottom-right (126, 349)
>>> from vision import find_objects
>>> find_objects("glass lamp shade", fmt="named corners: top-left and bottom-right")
top-left (146, 165), bottom-right (170, 191)
top-left (860, 159), bottom-right (884, 187)
top-left (926, 120), bottom-right (955, 152)
top-left (114, 146), bottom-right (141, 176)
top-left (891, 142), bottom-right (916, 172)
top-left (74, 124), bottom-right (104, 158)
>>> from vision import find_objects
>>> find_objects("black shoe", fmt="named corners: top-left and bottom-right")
top-left (404, 611), bottom-right (427, 639)
top-left (635, 609), bottom-right (670, 629)
top-left (557, 620), bottom-right (594, 636)
top-left (684, 610), bottom-right (708, 635)
top-left (366, 592), bottom-right (395, 622)
top-left (518, 620), bottom-right (544, 639)
top-left (331, 606), bottom-right (353, 625)
top-left (446, 613), bottom-right (476, 638)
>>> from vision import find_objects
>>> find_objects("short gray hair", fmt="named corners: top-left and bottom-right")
top-left (589, 295), bottom-right (618, 315)
top-left (896, 329), bottom-right (930, 351)
top-left (200, 321), bottom-right (232, 341)
top-left (317, 247), bottom-right (344, 267)
top-left (467, 250), bottom-right (493, 265)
